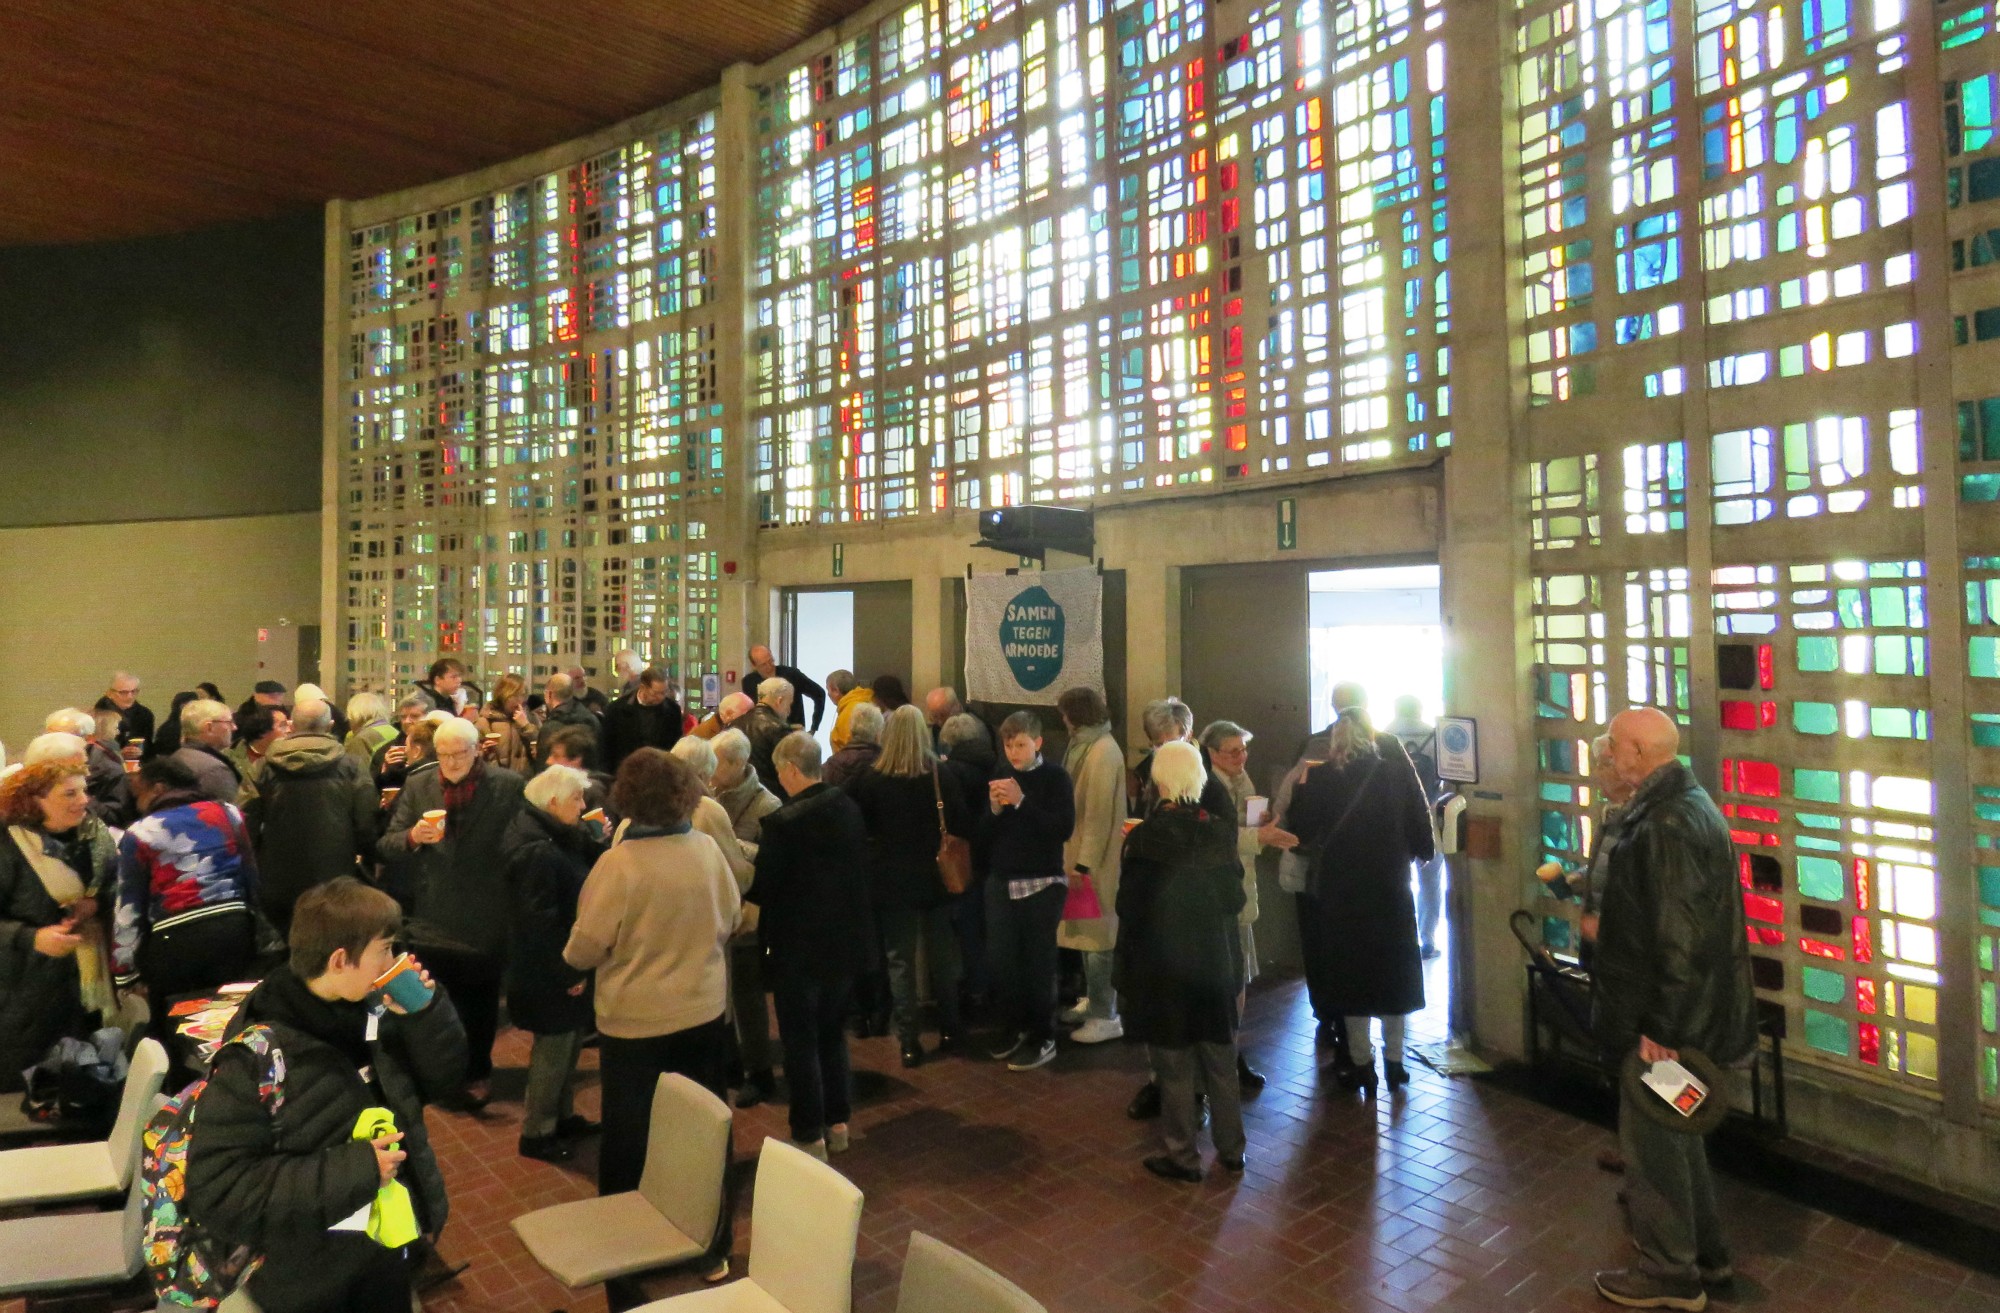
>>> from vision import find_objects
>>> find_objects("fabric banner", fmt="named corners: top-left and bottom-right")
top-left (965, 568), bottom-right (1105, 706)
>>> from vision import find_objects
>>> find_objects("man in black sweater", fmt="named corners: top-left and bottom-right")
top-left (742, 645), bottom-right (827, 733)
top-left (602, 667), bottom-right (683, 770)
top-left (186, 877), bottom-right (467, 1313)
top-left (983, 711), bottom-right (1076, 1072)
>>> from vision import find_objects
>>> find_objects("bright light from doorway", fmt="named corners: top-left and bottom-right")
top-left (1308, 565), bottom-right (1444, 727)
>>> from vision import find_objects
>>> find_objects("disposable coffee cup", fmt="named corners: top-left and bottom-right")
top-left (380, 787), bottom-right (401, 809)
top-left (422, 808), bottom-right (447, 835)
top-left (372, 954), bottom-right (434, 1012)
top-left (582, 807), bottom-right (606, 825)
top-left (1245, 795), bottom-right (1269, 827)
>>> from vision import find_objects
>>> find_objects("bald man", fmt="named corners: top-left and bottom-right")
top-left (740, 646), bottom-right (826, 733)
top-left (691, 691), bottom-right (755, 740)
top-left (1591, 707), bottom-right (1756, 1311)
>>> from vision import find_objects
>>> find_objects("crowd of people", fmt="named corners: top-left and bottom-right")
top-left (0, 655), bottom-right (1752, 1313)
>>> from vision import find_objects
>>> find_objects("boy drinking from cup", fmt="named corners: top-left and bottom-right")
top-left (184, 878), bottom-right (467, 1312)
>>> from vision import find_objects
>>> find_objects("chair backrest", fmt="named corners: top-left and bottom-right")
top-left (107, 1039), bottom-right (169, 1188)
top-left (120, 1095), bottom-right (169, 1278)
top-left (746, 1137), bottom-right (865, 1313)
top-left (637, 1073), bottom-right (733, 1250)
top-left (894, 1232), bottom-right (1046, 1313)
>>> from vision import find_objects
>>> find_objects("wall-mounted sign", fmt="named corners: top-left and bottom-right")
top-left (965, 568), bottom-right (1105, 705)
top-left (1437, 716), bottom-right (1479, 784)
top-left (1278, 497), bottom-right (1297, 551)
top-left (832, 543), bottom-right (844, 578)
top-left (701, 673), bottom-right (721, 707)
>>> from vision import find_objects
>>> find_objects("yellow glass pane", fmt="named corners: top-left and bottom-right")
top-left (1902, 985), bottom-right (1937, 1026)
top-left (1905, 1032), bottom-right (1938, 1081)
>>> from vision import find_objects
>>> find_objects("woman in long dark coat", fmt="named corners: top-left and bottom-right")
top-left (503, 763), bottom-right (605, 1162)
top-left (1114, 742), bottom-right (1248, 1183)
top-left (1286, 686), bottom-right (1436, 1095)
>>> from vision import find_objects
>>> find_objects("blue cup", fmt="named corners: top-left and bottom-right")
top-left (373, 954), bottom-right (434, 1012)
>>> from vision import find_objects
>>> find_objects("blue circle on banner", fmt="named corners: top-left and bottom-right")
top-left (1000, 585), bottom-right (1066, 691)
top-left (1442, 723), bottom-right (1472, 755)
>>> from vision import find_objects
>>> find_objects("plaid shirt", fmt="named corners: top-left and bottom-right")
top-left (1006, 873), bottom-right (1068, 901)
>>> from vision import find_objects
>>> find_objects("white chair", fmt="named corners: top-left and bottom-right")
top-left (0, 1096), bottom-right (163, 1298)
top-left (512, 1073), bottom-right (733, 1287)
top-left (0, 1036), bottom-right (169, 1208)
top-left (630, 1136), bottom-right (865, 1313)
top-left (893, 1232), bottom-right (1046, 1313)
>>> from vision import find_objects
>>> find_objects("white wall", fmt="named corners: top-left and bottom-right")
top-left (0, 512), bottom-right (321, 755)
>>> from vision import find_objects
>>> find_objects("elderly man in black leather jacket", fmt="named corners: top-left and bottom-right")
top-left (1590, 707), bottom-right (1756, 1312)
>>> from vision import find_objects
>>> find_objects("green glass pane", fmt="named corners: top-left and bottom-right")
top-left (1875, 636), bottom-right (1908, 675)
top-left (1871, 586), bottom-right (1908, 627)
top-left (1797, 835), bottom-right (1842, 852)
top-left (1798, 854), bottom-right (1845, 901)
top-left (1798, 635), bottom-right (1840, 672)
top-left (1984, 981), bottom-right (1997, 1034)
top-left (1793, 701), bottom-right (1839, 734)
top-left (1802, 965), bottom-right (1845, 1004)
top-left (1804, 1009), bottom-right (1850, 1057)
top-left (1985, 1048), bottom-right (1998, 1099)
top-left (1981, 865), bottom-right (2000, 910)
top-left (1974, 636), bottom-right (2000, 678)
top-left (1870, 707), bottom-right (1916, 738)
top-left (1836, 589), bottom-right (1865, 627)
top-left (1798, 811), bottom-right (1840, 830)
top-left (1795, 768), bottom-right (1841, 802)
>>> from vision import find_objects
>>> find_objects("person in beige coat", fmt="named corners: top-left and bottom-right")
top-left (478, 673), bottom-right (539, 775)
top-left (1056, 686), bottom-right (1128, 1043)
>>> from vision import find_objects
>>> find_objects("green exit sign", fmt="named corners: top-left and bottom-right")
top-left (1278, 498), bottom-right (1297, 551)
top-left (832, 543), bottom-right (844, 577)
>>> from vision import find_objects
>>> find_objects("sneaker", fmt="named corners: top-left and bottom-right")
top-left (989, 1031), bottom-right (1029, 1061)
top-left (702, 1257), bottom-right (731, 1283)
top-left (1126, 1081), bottom-right (1162, 1120)
top-left (1071, 1017), bottom-right (1124, 1044)
top-left (1006, 1039), bottom-right (1058, 1071)
top-left (1593, 1267), bottom-right (1707, 1311)
top-left (827, 1124), bottom-right (851, 1153)
top-left (1058, 995), bottom-right (1090, 1024)
top-left (796, 1138), bottom-right (830, 1163)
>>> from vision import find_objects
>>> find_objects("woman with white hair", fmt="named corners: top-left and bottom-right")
top-left (712, 727), bottom-right (781, 844)
top-left (1114, 740), bottom-right (1248, 1183)
top-left (381, 714), bottom-right (528, 1104)
top-left (343, 691), bottom-right (397, 765)
top-left (503, 764), bottom-right (606, 1162)
top-left (675, 735), bottom-right (773, 1106)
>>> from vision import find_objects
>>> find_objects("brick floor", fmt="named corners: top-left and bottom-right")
top-left (10, 956), bottom-right (1999, 1313)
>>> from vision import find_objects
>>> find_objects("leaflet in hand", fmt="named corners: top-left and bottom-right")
top-left (1641, 1058), bottom-right (1709, 1117)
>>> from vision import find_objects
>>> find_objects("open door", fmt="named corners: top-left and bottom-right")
top-left (1180, 562), bottom-right (1314, 973)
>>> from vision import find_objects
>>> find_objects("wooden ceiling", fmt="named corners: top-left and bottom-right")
top-left (0, 0), bottom-right (878, 246)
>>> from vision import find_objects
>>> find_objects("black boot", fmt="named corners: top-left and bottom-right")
top-left (1237, 1053), bottom-right (1267, 1095)
top-left (1384, 1061), bottom-right (1411, 1089)
top-left (1336, 1062), bottom-right (1378, 1096)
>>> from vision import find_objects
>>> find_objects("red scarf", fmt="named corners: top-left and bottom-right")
top-left (442, 759), bottom-right (484, 813)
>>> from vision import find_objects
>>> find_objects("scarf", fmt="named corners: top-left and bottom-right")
top-left (9, 823), bottom-right (116, 1017)
top-left (1063, 721), bottom-right (1110, 778)
top-left (442, 759), bottom-right (485, 813)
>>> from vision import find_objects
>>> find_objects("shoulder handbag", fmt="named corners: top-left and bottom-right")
top-left (932, 767), bottom-right (975, 896)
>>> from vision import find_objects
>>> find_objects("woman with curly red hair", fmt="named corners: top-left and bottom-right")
top-left (0, 760), bottom-right (119, 1091)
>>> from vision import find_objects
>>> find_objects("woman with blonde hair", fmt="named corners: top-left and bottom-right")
top-left (0, 761), bottom-right (118, 1091)
top-left (479, 674), bottom-right (539, 773)
top-left (845, 704), bottom-right (974, 1067)
top-left (1284, 683), bottom-right (1435, 1094)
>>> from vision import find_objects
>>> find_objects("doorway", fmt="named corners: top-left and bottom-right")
top-left (1181, 559), bottom-right (1451, 1045)
top-left (778, 581), bottom-right (913, 755)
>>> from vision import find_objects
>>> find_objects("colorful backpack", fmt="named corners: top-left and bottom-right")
top-left (140, 1025), bottom-right (287, 1309)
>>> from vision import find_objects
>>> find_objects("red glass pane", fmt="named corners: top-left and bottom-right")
top-left (1759, 701), bottom-right (1778, 727)
top-left (1852, 916), bottom-right (1873, 964)
top-left (1853, 860), bottom-right (1870, 912)
top-left (1743, 760), bottom-right (1780, 795)
top-left (1743, 892), bottom-right (1783, 924)
top-left (1855, 978), bottom-right (1877, 1014)
top-left (1737, 853), bottom-right (1753, 887)
top-left (1757, 643), bottom-right (1775, 690)
top-left (1719, 758), bottom-right (1737, 792)
top-left (1721, 700), bottom-right (1758, 730)
top-left (1755, 926), bottom-right (1784, 945)
top-left (1858, 1022), bottom-right (1881, 1065)
top-left (1799, 936), bottom-right (1846, 960)
top-left (1724, 803), bottom-right (1781, 823)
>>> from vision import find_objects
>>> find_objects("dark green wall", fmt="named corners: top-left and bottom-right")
top-left (0, 210), bottom-right (323, 528)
